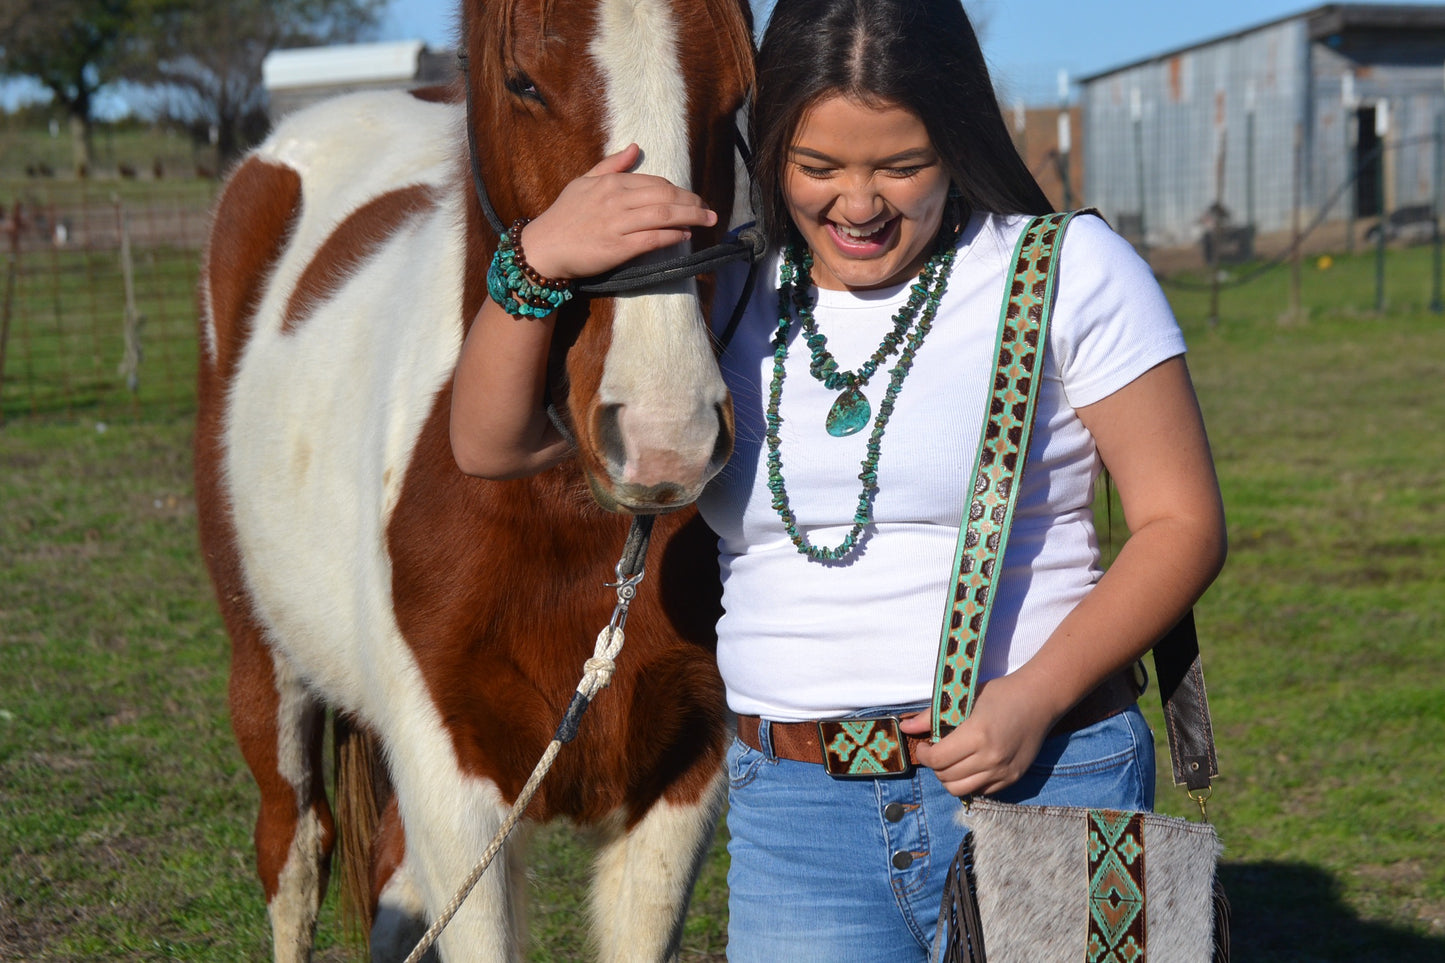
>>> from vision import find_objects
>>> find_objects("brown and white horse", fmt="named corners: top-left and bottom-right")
top-left (194, 1), bottom-right (753, 960)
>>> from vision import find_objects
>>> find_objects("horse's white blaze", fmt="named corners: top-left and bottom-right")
top-left (593, 0), bottom-right (729, 494)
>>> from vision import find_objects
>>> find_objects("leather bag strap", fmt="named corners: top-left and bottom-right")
top-left (930, 210), bottom-right (1220, 792)
top-left (1153, 610), bottom-right (1220, 791)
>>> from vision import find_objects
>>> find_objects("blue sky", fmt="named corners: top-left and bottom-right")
top-left (381, 0), bottom-right (1425, 104)
top-left (0, 0), bottom-right (1423, 114)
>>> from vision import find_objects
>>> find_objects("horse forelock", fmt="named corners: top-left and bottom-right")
top-left (467, 0), bottom-right (572, 109)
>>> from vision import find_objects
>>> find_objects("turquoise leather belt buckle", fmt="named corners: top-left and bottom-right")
top-left (817, 716), bottom-right (913, 779)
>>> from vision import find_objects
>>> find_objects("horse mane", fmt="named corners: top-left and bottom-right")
top-left (695, 0), bottom-right (758, 96)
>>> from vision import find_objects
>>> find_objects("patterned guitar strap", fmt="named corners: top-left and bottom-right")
top-left (930, 211), bottom-right (1227, 963)
top-left (931, 209), bottom-right (1085, 739)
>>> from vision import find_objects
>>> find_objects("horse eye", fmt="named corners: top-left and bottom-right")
top-left (505, 73), bottom-right (544, 104)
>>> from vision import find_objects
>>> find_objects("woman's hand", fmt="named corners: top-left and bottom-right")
top-left (519, 143), bottom-right (719, 281)
top-left (451, 143), bottom-right (719, 479)
top-left (900, 672), bottom-right (1057, 797)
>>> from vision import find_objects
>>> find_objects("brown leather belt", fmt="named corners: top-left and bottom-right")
top-left (736, 667), bottom-right (1143, 774)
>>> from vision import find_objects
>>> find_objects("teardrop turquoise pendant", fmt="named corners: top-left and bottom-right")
top-left (826, 387), bottom-right (871, 437)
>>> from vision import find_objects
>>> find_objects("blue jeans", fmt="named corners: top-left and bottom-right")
top-left (724, 704), bottom-right (1155, 963)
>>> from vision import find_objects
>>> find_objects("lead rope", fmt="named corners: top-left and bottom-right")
top-left (402, 515), bottom-right (655, 963)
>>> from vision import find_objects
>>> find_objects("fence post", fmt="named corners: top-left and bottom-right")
top-left (1245, 81), bottom-right (1257, 233)
top-left (1433, 106), bottom-right (1444, 314)
top-left (0, 204), bottom-right (19, 427)
top-left (0, 257), bottom-right (15, 428)
top-left (1344, 71), bottom-right (1357, 255)
top-left (1291, 123), bottom-right (1303, 321)
top-left (1209, 129), bottom-right (1227, 327)
top-left (1375, 103), bottom-right (1388, 313)
top-left (115, 195), bottom-right (143, 396)
top-left (1132, 88), bottom-right (1150, 263)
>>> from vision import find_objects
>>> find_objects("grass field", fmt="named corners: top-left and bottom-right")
top-left (1, 244), bottom-right (1443, 960)
top-left (0, 118), bottom-right (219, 182)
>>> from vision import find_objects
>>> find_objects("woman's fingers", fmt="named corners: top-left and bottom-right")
top-left (515, 151), bottom-right (716, 280)
top-left (904, 678), bottom-right (1053, 798)
top-left (583, 142), bottom-right (643, 177)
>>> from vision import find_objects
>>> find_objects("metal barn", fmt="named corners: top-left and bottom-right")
top-left (262, 41), bottom-right (457, 120)
top-left (1079, 4), bottom-right (1445, 251)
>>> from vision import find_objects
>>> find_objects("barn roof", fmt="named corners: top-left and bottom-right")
top-left (1078, 3), bottom-right (1445, 83)
top-left (262, 40), bottom-right (429, 91)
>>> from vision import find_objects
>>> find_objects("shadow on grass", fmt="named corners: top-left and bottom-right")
top-left (1222, 862), bottom-right (1444, 961)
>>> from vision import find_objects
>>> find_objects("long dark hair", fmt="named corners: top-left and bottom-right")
top-left (751, 0), bottom-right (1053, 248)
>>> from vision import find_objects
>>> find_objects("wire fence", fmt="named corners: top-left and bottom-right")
top-left (1150, 132), bottom-right (1445, 327)
top-left (0, 179), bottom-right (216, 424)
top-left (1, 138), bottom-right (1441, 426)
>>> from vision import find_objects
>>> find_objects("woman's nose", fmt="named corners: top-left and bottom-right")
top-left (838, 175), bottom-right (881, 221)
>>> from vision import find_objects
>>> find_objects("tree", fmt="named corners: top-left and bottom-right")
top-left (138, 0), bottom-right (386, 168)
top-left (0, 0), bottom-right (140, 174)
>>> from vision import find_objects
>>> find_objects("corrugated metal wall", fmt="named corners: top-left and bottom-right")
top-left (1081, 14), bottom-right (1445, 250)
top-left (1313, 42), bottom-right (1445, 215)
top-left (1082, 19), bottom-right (1307, 248)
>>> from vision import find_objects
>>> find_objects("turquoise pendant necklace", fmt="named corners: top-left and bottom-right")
top-left (783, 245), bottom-right (931, 437)
top-left (766, 240), bottom-right (956, 561)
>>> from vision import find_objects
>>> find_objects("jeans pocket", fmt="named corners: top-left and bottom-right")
top-left (727, 736), bottom-right (768, 790)
top-left (1000, 708), bottom-right (1155, 810)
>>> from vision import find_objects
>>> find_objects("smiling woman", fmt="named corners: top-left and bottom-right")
top-left (780, 96), bottom-right (951, 291)
top-left (450, 0), bottom-right (1226, 959)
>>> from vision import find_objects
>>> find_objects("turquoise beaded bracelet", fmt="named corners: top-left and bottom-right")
top-left (486, 218), bottom-right (575, 319)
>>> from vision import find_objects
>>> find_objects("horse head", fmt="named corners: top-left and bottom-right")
top-left (463, 0), bottom-right (754, 513)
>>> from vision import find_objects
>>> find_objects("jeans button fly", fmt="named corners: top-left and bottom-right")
top-left (883, 802), bottom-right (905, 822)
top-left (891, 850), bottom-right (914, 870)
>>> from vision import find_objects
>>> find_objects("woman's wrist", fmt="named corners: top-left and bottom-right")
top-left (487, 218), bottom-right (575, 319)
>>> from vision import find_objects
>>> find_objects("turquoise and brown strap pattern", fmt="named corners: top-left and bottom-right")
top-left (931, 210), bottom-right (1087, 739)
top-left (1087, 810), bottom-right (1147, 962)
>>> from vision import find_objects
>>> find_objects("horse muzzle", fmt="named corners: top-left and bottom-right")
top-left (585, 399), bottom-right (734, 514)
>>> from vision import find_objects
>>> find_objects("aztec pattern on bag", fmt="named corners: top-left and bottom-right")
top-left (1088, 811), bottom-right (1146, 960)
top-left (959, 798), bottom-right (1223, 963)
top-left (932, 211), bottom-right (1076, 739)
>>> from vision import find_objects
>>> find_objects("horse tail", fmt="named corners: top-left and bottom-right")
top-left (333, 712), bottom-right (389, 940)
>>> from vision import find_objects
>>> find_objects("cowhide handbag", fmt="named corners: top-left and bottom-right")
top-left (931, 211), bottom-right (1229, 962)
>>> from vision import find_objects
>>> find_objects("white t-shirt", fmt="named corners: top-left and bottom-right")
top-left (697, 211), bottom-right (1186, 721)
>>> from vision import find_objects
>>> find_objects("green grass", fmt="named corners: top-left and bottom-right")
top-left (1148, 248), bottom-right (1445, 957)
top-left (0, 118), bottom-right (219, 181)
top-left (2, 244), bottom-right (1444, 960)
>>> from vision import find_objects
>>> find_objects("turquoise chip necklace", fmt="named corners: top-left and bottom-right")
top-left (766, 240), bottom-right (956, 561)
top-left (784, 246), bottom-right (930, 438)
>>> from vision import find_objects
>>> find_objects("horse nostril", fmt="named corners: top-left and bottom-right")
top-left (708, 402), bottom-right (734, 477)
top-left (595, 403), bottom-right (626, 476)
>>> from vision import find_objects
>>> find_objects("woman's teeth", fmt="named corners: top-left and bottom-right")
top-left (836, 222), bottom-right (885, 240)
